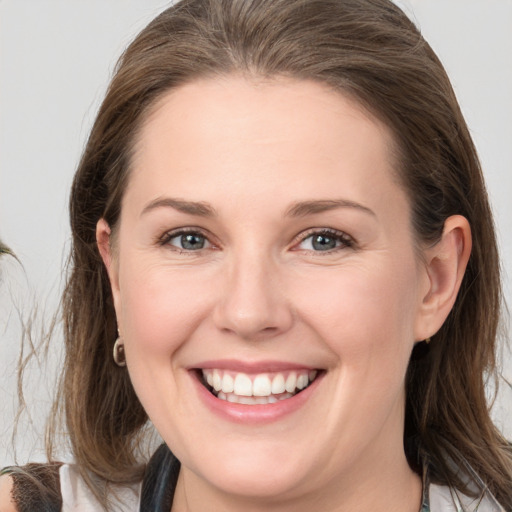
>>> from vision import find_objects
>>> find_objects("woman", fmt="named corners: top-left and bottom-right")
top-left (1, 0), bottom-right (511, 510)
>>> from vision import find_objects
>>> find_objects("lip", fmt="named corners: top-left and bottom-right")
top-left (189, 363), bottom-right (324, 425)
top-left (189, 359), bottom-right (318, 373)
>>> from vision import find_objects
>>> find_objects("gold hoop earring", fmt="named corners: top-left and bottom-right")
top-left (113, 337), bottom-right (126, 367)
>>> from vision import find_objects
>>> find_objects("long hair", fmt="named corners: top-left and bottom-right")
top-left (55, 0), bottom-right (511, 507)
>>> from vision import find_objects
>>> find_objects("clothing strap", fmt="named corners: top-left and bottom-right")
top-left (139, 443), bottom-right (180, 511)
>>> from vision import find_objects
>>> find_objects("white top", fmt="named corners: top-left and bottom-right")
top-left (428, 482), bottom-right (504, 512)
top-left (60, 465), bottom-right (140, 512)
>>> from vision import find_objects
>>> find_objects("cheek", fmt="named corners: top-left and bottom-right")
top-left (116, 261), bottom-right (217, 433)
top-left (117, 260), bottom-right (214, 359)
top-left (292, 258), bottom-right (419, 373)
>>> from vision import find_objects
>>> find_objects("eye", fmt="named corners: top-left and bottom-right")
top-left (295, 229), bottom-right (353, 252)
top-left (163, 230), bottom-right (212, 251)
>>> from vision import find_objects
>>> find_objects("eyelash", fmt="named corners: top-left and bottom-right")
top-left (157, 227), bottom-right (354, 254)
top-left (158, 228), bottom-right (214, 253)
top-left (292, 228), bottom-right (354, 254)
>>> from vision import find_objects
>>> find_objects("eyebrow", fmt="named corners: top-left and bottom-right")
top-left (285, 199), bottom-right (376, 218)
top-left (141, 197), bottom-right (217, 217)
top-left (141, 197), bottom-right (374, 218)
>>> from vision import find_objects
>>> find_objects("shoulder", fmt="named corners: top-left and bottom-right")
top-left (0, 474), bottom-right (17, 512)
top-left (0, 463), bottom-right (62, 512)
top-left (428, 481), bottom-right (505, 512)
top-left (2, 463), bottom-right (141, 511)
top-left (423, 457), bottom-right (506, 512)
top-left (3, 461), bottom-right (143, 512)
top-left (60, 464), bottom-right (141, 511)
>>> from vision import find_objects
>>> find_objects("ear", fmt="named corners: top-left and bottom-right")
top-left (96, 218), bottom-right (122, 317)
top-left (414, 215), bottom-right (472, 341)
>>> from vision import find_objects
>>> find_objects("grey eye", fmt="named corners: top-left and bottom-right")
top-left (297, 230), bottom-right (352, 252)
top-left (169, 232), bottom-right (210, 250)
top-left (310, 233), bottom-right (338, 251)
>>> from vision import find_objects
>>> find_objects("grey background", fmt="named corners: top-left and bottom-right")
top-left (1, 0), bottom-right (511, 466)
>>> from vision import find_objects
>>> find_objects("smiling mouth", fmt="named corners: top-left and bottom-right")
top-left (199, 369), bottom-right (320, 405)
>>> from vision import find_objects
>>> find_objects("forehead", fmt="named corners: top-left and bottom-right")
top-left (126, 76), bottom-right (405, 219)
top-left (135, 75), bottom-right (395, 158)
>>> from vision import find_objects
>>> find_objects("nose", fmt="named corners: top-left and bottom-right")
top-left (213, 250), bottom-right (293, 340)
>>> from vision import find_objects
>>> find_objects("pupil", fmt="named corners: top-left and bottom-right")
top-left (182, 234), bottom-right (204, 250)
top-left (312, 234), bottom-right (336, 251)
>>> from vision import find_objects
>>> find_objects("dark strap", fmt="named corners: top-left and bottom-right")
top-left (2, 463), bottom-right (62, 512)
top-left (139, 444), bottom-right (180, 512)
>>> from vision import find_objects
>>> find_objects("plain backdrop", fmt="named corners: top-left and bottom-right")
top-left (1, 0), bottom-right (511, 466)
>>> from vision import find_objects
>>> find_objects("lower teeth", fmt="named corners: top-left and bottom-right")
top-left (216, 391), bottom-right (294, 404)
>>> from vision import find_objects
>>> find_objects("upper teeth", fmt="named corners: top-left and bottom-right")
top-left (202, 369), bottom-right (318, 397)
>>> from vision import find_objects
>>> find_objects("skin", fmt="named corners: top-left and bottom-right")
top-left (97, 76), bottom-right (471, 512)
top-left (0, 475), bottom-right (16, 512)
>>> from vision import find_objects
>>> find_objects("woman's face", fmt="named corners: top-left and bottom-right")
top-left (102, 77), bottom-right (432, 504)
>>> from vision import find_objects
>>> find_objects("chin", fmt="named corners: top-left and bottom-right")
top-left (197, 455), bottom-right (310, 499)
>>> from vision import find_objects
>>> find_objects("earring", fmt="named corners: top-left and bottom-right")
top-left (425, 337), bottom-right (431, 344)
top-left (113, 337), bottom-right (126, 367)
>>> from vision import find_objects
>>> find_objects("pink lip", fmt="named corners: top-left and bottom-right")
top-left (190, 359), bottom-right (317, 373)
top-left (190, 367), bottom-right (324, 425)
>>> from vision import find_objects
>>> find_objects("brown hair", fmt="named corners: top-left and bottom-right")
top-left (55, 0), bottom-right (511, 507)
